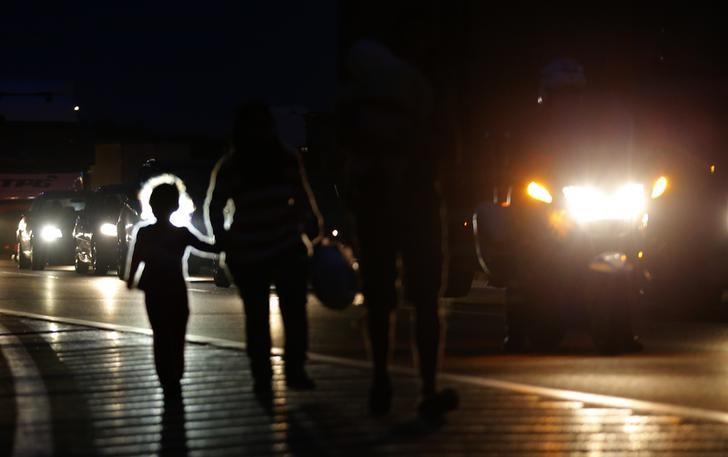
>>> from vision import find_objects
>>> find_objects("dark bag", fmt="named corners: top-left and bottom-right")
top-left (310, 240), bottom-right (358, 310)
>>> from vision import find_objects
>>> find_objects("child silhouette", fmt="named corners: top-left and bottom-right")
top-left (126, 181), bottom-right (218, 392)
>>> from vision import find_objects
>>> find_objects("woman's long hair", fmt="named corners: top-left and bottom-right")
top-left (232, 100), bottom-right (297, 185)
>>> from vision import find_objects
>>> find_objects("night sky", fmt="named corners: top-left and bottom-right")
top-left (4, 3), bottom-right (728, 139)
top-left (1, 2), bottom-right (338, 137)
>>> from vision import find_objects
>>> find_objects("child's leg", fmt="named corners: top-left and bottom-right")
top-left (145, 294), bottom-right (176, 386)
top-left (170, 304), bottom-right (190, 383)
top-left (149, 320), bottom-right (174, 384)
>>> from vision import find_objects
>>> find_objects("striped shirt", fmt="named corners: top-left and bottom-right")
top-left (205, 147), bottom-right (320, 264)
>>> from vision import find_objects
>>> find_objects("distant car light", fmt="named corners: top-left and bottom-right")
top-left (40, 225), bottom-right (63, 242)
top-left (526, 181), bottom-right (553, 204)
top-left (563, 183), bottom-right (646, 224)
top-left (651, 176), bottom-right (668, 199)
top-left (99, 223), bottom-right (118, 237)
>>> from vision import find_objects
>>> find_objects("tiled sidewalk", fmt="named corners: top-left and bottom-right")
top-left (2, 314), bottom-right (728, 456)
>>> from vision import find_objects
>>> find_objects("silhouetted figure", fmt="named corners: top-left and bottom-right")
top-left (339, 39), bottom-right (458, 421)
top-left (206, 101), bottom-right (323, 399)
top-left (126, 182), bottom-right (218, 390)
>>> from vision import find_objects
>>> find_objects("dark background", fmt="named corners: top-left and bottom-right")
top-left (1, 2), bottom-right (338, 138)
top-left (2, 2), bottom-right (728, 165)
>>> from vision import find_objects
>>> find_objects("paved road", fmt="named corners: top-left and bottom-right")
top-left (3, 260), bottom-right (728, 417)
top-left (7, 315), bottom-right (728, 456)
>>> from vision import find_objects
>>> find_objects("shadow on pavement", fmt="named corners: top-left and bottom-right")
top-left (160, 390), bottom-right (188, 456)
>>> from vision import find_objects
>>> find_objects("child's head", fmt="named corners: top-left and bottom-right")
top-left (149, 183), bottom-right (179, 221)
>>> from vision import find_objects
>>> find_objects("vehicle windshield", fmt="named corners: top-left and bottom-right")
top-left (31, 197), bottom-right (86, 213)
top-left (97, 194), bottom-right (123, 207)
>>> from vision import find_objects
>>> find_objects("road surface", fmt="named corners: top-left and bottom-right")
top-left (2, 260), bottom-right (728, 416)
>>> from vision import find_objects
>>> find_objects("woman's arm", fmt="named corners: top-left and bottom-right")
top-left (295, 153), bottom-right (325, 244)
top-left (204, 154), bottom-right (233, 247)
top-left (186, 228), bottom-right (222, 253)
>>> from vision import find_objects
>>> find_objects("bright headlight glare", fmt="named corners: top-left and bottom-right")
top-left (526, 181), bottom-right (553, 204)
top-left (40, 225), bottom-right (63, 242)
top-left (563, 183), bottom-right (646, 223)
top-left (99, 223), bottom-right (118, 237)
top-left (651, 176), bottom-right (668, 199)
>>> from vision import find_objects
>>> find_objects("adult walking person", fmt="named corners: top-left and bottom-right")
top-left (339, 39), bottom-right (458, 421)
top-left (205, 101), bottom-right (323, 398)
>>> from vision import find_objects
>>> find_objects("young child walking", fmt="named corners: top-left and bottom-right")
top-left (126, 181), bottom-right (218, 392)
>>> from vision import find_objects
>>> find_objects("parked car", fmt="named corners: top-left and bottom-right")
top-left (17, 191), bottom-right (89, 270)
top-left (116, 190), bottom-right (141, 280)
top-left (73, 185), bottom-right (132, 275)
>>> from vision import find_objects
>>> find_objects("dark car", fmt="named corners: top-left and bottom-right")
top-left (471, 92), bottom-right (670, 354)
top-left (73, 185), bottom-right (132, 275)
top-left (474, 149), bottom-right (659, 354)
top-left (17, 191), bottom-right (89, 270)
top-left (116, 191), bottom-right (141, 280)
top-left (1, 200), bottom-right (31, 258)
top-left (638, 154), bottom-right (728, 318)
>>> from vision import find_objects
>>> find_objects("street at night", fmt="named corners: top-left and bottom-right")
top-left (7, 1), bottom-right (728, 455)
top-left (5, 261), bottom-right (728, 418)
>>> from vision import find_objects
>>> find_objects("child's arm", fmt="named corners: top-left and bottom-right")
top-left (186, 228), bottom-right (222, 254)
top-left (126, 228), bottom-right (145, 289)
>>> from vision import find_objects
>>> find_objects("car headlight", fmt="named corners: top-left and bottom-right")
top-left (651, 176), bottom-right (668, 199)
top-left (526, 181), bottom-right (553, 204)
top-left (563, 183), bottom-right (646, 223)
top-left (40, 225), bottom-right (63, 242)
top-left (99, 223), bottom-right (118, 237)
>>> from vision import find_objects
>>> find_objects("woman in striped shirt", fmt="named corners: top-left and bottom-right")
top-left (205, 101), bottom-right (323, 399)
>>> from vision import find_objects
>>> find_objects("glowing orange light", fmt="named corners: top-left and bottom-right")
top-left (526, 181), bottom-right (553, 204)
top-left (651, 176), bottom-right (668, 199)
top-left (637, 251), bottom-right (644, 259)
top-left (710, 164), bottom-right (716, 174)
